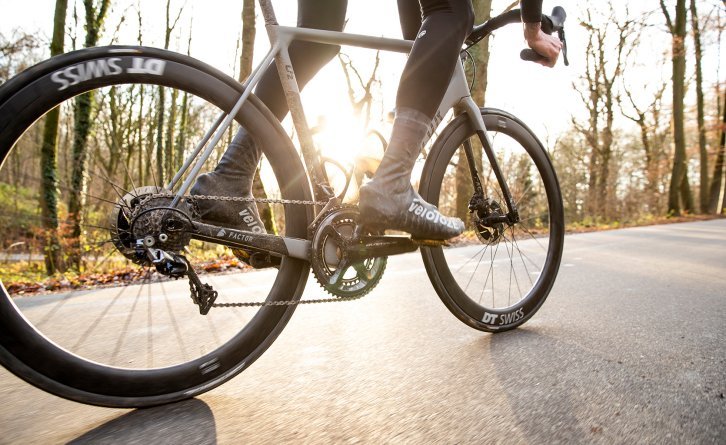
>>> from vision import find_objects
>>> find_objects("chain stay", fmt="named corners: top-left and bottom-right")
top-left (212, 293), bottom-right (366, 308)
top-left (136, 192), bottom-right (361, 309)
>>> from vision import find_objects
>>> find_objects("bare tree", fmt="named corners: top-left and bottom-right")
top-left (572, 4), bottom-right (636, 220)
top-left (660, 0), bottom-right (693, 215)
top-left (156, 0), bottom-right (184, 184)
top-left (708, 93), bottom-right (725, 213)
top-left (621, 82), bottom-right (670, 214)
top-left (338, 51), bottom-right (381, 128)
top-left (690, 0), bottom-right (709, 212)
top-left (38, 0), bottom-right (68, 275)
top-left (456, 0), bottom-right (491, 222)
top-left (67, 0), bottom-right (110, 270)
top-left (239, 0), bottom-right (256, 82)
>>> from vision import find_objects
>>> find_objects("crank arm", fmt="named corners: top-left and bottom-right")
top-left (345, 236), bottom-right (421, 262)
top-left (192, 222), bottom-right (311, 260)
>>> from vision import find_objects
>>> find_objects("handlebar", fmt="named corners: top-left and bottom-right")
top-left (465, 6), bottom-right (569, 67)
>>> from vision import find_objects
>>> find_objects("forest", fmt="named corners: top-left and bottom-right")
top-left (0, 0), bottom-right (723, 285)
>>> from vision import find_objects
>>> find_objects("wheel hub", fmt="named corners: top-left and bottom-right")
top-left (110, 186), bottom-right (194, 265)
top-left (469, 195), bottom-right (506, 243)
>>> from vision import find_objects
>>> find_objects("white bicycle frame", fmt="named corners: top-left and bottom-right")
top-left (169, 0), bottom-right (495, 209)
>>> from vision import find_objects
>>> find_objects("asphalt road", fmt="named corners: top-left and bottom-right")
top-left (1, 219), bottom-right (724, 444)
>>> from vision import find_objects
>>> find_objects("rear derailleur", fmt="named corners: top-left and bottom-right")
top-left (143, 247), bottom-right (218, 315)
top-left (109, 186), bottom-right (218, 315)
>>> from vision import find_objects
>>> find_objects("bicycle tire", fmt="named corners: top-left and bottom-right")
top-left (419, 108), bottom-right (564, 332)
top-left (0, 46), bottom-right (313, 407)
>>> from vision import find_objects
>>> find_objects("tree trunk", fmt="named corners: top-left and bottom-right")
top-left (238, 0), bottom-right (275, 233)
top-left (156, 86), bottom-right (166, 184)
top-left (39, 0), bottom-right (68, 275)
top-left (239, 0), bottom-right (256, 83)
top-left (708, 93), bottom-right (725, 213)
top-left (165, 88), bottom-right (178, 177)
top-left (456, 0), bottom-right (491, 222)
top-left (155, 0), bottom-right (183, 185)
top-left (662, 0), bottom-right (689, 216)
top-left (690, 0), bottom-right (708, 213)
top-left (67, 0), bottom-right (110, 270)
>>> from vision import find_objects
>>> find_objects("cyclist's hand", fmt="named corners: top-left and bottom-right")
top-left (523, 22), bottom-right (562, 67)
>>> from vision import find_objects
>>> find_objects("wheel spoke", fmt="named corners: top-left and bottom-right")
top-left (429, 113), bottom-right (561, 327)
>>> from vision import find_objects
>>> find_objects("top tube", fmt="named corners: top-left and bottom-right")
top-left (277, 26), bottom-right (413, 54)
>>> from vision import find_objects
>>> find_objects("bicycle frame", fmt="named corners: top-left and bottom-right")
top-left (168, 0), bottom-right (518, 254)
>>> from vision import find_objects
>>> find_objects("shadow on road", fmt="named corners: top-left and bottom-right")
top-left (68, 399), bottom-right (217, 444)
top-left (485, 327), bottom-right (589, 439)
top-left (484, 326), bottom-right (665, 441)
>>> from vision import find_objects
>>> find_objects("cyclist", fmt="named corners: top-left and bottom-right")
top-left (191, 0), bottom-right (562, 243)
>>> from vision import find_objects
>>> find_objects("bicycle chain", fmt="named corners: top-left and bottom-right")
top-left (137, 192), bottom-right (365, 309)
top-left (144, 192), bottom-right (326, 208)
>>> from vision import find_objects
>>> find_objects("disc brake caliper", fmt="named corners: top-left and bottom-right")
top-left (469, 194), bottom-right (506, 243)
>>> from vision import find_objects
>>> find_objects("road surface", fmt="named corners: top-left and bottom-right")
top-left (1, 219), bottom-right (724, 444)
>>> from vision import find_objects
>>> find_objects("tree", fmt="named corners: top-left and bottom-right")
top-left (708, 93), bottom-right (725, 213)
top-left (661, 0), bottom-right (693, 215)
top-left (690, 0), bottom-right (709, 213)
top-left (155, 0), bottom-right (184, 185)
top-left (39, 0), bottom-right (68, 275)
top-left (456, 0), bottom-right (491, 222)
top-left (239, 0), bottom-right (255, 82)
top-left (66, 0), bottom-right (110, 270)
top-left (236, 0), bottom-right (277, 233)
top-left (572, 4), bottom-right (636, 220)
top-left (621, 82), bottom-right (670, 214)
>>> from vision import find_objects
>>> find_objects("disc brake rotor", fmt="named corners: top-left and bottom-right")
top-left (471, 196), bottom-right (506, 244)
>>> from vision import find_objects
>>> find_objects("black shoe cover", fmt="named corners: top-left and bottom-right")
top-left (359, 182), bottom-right (465, 240)
top-left (190, 172), bottom-right (266, 234)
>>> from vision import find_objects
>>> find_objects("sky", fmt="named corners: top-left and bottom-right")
top-left (1, 0), bottom-right (723, 164)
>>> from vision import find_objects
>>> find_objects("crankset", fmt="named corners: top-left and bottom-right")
top-left (310, 205), bottom-right (388, 298)
top-left (310, 204), bottom-right (450, 298)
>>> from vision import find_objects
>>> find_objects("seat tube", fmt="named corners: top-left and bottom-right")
top-left (258, 0), bottom-right (333, 202)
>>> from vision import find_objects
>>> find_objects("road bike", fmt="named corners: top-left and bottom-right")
top-left (0, 1), bottom-right (567, 407)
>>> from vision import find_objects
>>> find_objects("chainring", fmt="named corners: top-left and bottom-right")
top-left (310, 205), bottom-right (387, 298)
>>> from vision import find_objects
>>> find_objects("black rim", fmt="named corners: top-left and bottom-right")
top-left (0, 48), bottom-right (311, 403)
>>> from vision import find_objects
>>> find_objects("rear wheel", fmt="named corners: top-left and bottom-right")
top-left (0, 47), bottom-right (312, 407)
top-left (419, 109), bottom-right (564, 332)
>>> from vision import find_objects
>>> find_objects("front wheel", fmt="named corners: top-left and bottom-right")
top-left (419, 108), bottom-right (564, 332)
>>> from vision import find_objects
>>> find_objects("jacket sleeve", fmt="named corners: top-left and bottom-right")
top-left (520, 0), bottom-right (543, 23)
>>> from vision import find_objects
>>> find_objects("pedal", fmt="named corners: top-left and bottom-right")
top-left (233, 248), bottom-right (281, 269)
top-left (411, 238), bottom-right (449, 247)
top-left (248, 251), bottom-right (281, 269)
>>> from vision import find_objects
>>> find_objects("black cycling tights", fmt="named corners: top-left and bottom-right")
top-left (255, 0), bottom-right (474, 121)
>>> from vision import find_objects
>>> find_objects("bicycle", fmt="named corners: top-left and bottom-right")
top-left (0, 1), bottom-right (567, 407)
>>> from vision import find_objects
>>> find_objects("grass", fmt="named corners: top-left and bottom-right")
top-left (4, 213), bottom-right (722, 296)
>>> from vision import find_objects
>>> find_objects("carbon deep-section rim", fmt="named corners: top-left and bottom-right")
top-left (419, 108), bottom-right (564, 332)
top-left (0, 46), bottom-right (312, 407)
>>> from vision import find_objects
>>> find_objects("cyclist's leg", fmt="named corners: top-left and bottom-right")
top-left (192, 0), bottom-right (348, 232)
top-left (359, 0), bottom-right (473, 240)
